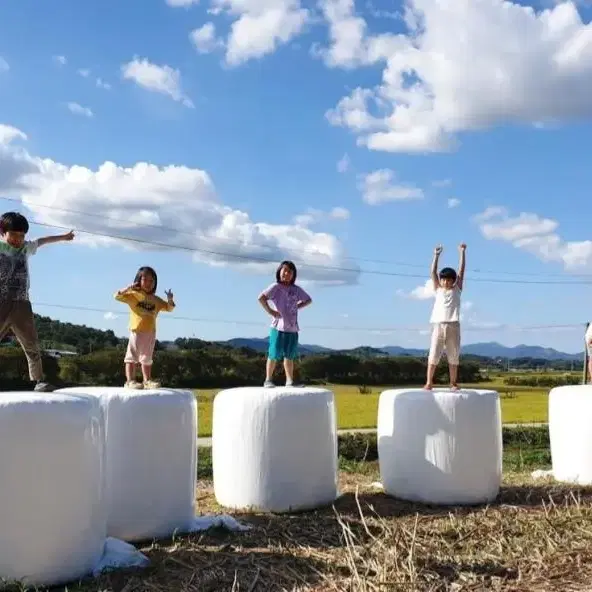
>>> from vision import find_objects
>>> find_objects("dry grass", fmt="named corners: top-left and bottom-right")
top-left (63, 469), bottom-right (592, 592)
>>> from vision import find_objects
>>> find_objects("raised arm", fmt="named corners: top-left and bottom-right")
top-left (431, 245), bottom-right (442, 290)
top-left (163, 289), bottom-right (176, 312)
top-left (457, 243), bottom-right (466, 290)
top-left (37, 230), bottom-right (75, 248)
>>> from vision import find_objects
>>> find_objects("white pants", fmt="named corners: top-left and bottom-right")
top-left (586, 324), bottom-right (592, 356)
top-left (428, 322), bottom-right (460, 366)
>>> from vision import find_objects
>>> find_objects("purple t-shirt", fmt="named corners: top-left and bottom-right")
top-left (260, 282), bottom-right (311, 333)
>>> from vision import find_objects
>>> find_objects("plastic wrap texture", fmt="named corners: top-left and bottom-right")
top-left (377, 388), bottom-right (502, 505)
top-left (549, 385), bottom-right (592, 484)
top-left (0, 392), bottom-right (106, 587)
top-left (213, 387), bottom-right (338, 512)
top-left (58, 387), bottom-right (197, 541)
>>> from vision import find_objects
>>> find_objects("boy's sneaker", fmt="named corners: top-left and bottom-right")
top-left (34, 381), bottom-right (55, 392)
top-left (263, 380), bottom-right (275, 388)
top-left (143, 379), bottom-right (161, 389)
top-left (124, 380), bottom-right (143, 390)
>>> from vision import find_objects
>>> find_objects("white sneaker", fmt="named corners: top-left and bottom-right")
top-left (124, 380), bottom-right (143, 390)
top-left (143, 379), bottom-right (161, 389)
top-left (263, 380), bottom-right (275, 388)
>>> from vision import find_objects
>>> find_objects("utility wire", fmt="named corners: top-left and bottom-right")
top-left (3, 195), bottom-right (591, 282)
top-left (23, 218), bottom-right (592, 286)
top-left (33, 301), bottom-right (587, 334)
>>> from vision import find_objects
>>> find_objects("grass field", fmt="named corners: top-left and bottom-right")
top-left (195, 379), bottom-right (553, 437)
top-left (76, 446), bottom-right (592, 592)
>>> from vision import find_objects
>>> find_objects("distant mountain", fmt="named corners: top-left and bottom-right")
top-left (220, 337), bottom-right (584, 361)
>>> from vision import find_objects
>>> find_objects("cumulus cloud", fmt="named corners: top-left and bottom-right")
top-left (358, 169), bottom-right (423, 205)
top-left (67, 102), bottom-right (93, 118)
top-left (190, 23), bottom-right (225, 54)
top-left (321, 0), bottom-right (592, 153)
top-left (447, 198), bottom-right (461, 208)
top-left (293, 206), bottom-right (350, 226)
top-left (121, 57), bottom-right (194, 108)
top-left (397, 279), bottom-right (435, 300)
top-left (104, 312), bottom-right (118, 320)
top-left (0, 123), bottom-right (359, 285)
top-left (96, 78), bottom-right (112, 90)
top-left (474, 206), bottom-right (592, 269)
top-left (52, 55), bottom-right (67, 66)
top-left (208, 0), bottom-right (309, 66)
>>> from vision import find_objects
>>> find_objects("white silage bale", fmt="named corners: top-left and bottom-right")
top-left (213, 386), bottom-right (338, 512)
top-left (0, 392), bottom-right (106, 587)
top-left (549, 385), bottom-right (592, 484)
top-left (58, 387), bottom-right (197, 541)
top-left (377, 388), bottom-right (502, 505)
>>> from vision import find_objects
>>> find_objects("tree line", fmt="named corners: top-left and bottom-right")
top-left (0, 346), bottom-right (483, 390)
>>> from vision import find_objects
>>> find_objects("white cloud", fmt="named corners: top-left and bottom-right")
top-left (190, 23), bottom-right (224, 54)
top-left (53, 55), bottom-right (67, 66)
top-left (293, 206), bottom-right (350, 226)
top-left (210, 0), bottom-right (310, 66)
top-left (67, 102), bottom-right (94, 118)
top-left (322, 0), bottom-right (592, 153)
top-left (166, 0), bottom-right (200, 5)
top-left (358, 169), bottom-right (423, 205)
top-left (447, 198), bottom-right (461, 209)
top-left (104, 312), bottom-right (118, 320)
top-left (96, 78), bottom-right (112, 90)
top-left (0, 57), bottom-right (9, 73)
top-left (397, 279), bottom-right (435, 300)
top-left (0, 123), bottom-right (359, 286)
top-left (330, 206), bottom-right (350, 220)
top-left (121, 57), bottom-right (194, 108)
top-left (336, 153), bottom-right (350, 173)
top-left (474, 206), bottom-right (592, 269)
top-left (77, 68), bottom-right (90, 78)
top-left (432, 178), bottom-right (451, 188)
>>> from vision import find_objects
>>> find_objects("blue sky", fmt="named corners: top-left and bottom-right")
top-left (1, 0), bottom-right (592, 353)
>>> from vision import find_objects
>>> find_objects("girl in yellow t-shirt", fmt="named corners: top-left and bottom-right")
top-left (114, 266), bottom-right (175, 389)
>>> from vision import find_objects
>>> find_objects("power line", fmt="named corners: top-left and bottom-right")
top-left (24, 218), bottom-right (592, 286)
top-left (32, 301), bottom-right (586, 334)
top-left (4, 195), bottom-right (591, 282)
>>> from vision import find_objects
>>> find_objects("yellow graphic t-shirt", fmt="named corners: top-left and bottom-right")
top-left (114, 289), bottom-right (175, 333)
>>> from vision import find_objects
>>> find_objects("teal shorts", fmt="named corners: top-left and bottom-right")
top-left (268, 328), bottom-right (299, 361)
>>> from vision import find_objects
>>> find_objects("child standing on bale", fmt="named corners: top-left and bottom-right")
top-left (425, 243), bottom-right (466, 391)
top-left (115, 266), bottom-right (175, 390)
top-left (258, 260), bottom-right (312, 387)
top-left (0, 212), bottom-right (74, 392)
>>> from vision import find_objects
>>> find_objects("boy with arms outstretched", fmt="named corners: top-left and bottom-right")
top-left (425, 243), bottom-right (466, 390)
top-left (0, 212), bottom-right (74, 392)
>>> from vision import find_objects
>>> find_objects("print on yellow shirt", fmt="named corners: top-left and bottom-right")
top-left (114, 289), bottom-right (175, 333)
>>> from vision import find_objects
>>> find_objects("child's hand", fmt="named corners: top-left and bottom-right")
top-left (459, 243), bottom-right (467, 251)
top-left (165, 289), bottom-right (174, 300)
top-left (434, 245), bottom-right (443, 255)
top-left (63, 230), bottom-right (75, 241)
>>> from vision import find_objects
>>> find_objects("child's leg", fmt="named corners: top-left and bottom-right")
top-left (283, 359), bottom-right (294, 384)
top-left (124, 332), bottom-right (143, 387)
top-left (265, 359), bottom-right (277, 381)
top-left (283, 331), bottom-right (298, 385)
top-left (138, 332), bottom-right (159, 387)
top-left (446, 322), bottom-right (461, 389)
top-left (265, 328), bottom-right (282, 385)
top-left (587, 352), bottom-right (592, 384)
top-left (425, 324), bottom-right (444, 389)
top-left (11, 301), bottom-right (45, 386)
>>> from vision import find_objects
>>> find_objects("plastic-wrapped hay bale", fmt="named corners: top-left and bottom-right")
top-left (213, 387), bottom-right (338, 512)
top-left (0, 392), bottom-right (106, 587)
top-left (58, 387), bottom-right (197, 541)
top-left (549, 385), bottom-right (592, 484)
top-left (377, 388), bottom-right (502, 505)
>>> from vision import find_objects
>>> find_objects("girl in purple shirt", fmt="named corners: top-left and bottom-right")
top-left (258, 260), bottom-right (312, 387)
